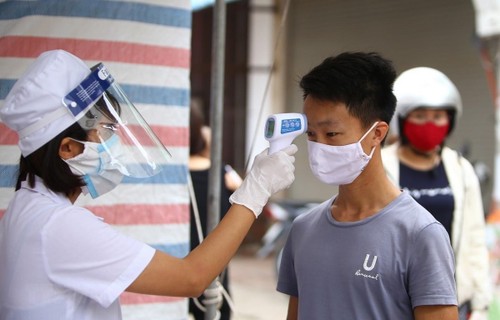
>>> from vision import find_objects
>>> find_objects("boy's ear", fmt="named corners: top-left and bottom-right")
top-left (59, 138), bottom-right (83, 160)
top-left (373, 122), bottom-right (389, 144)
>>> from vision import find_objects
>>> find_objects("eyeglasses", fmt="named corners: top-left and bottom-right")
top-left (86, 122), bottom-right (121, 142)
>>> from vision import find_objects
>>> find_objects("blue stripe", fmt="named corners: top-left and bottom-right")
top-left (123, 164), bottom-right (188, 184)
top-left (121, 84), bottom-right (190, 107)
top-left (0, 165), bottom-right (17, 188)
top-left (0, 79), bottom-right (190, 107)
top-left (0, 79), bottom-right (14, 99)
top-left (0, 164), bottom-right (188, 188)
top-left (0, 1), bottom-right (191, 28)
top-left (151, 242), bottom-right (189, 258)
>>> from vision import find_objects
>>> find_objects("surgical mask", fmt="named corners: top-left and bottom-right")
top-left (403, 120), bottom-right (449, 152)
top-left (64, 134), bottom-right (128, 198)
top-left (307, 122), bottom-right (378, 186)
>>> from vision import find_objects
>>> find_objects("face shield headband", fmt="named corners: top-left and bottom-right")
top-left (62, 63), bottom-right (171, 178)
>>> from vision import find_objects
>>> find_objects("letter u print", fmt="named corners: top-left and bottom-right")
top-left (363, 254), bottom-right (378, 271)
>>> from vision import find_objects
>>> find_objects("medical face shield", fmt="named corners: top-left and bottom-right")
top-left (62, 63), bottom-right (171, 178)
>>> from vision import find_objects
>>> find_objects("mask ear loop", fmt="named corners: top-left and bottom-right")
top-left (358, 121), bottom-right (380, 142)
top-left (358, 121), bottom-right (379, 158)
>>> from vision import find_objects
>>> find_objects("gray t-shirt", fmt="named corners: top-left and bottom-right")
top-left (277, 191), bottom-right (457, 320)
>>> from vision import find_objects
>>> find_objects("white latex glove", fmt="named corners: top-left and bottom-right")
top-left (469, 310), bottom-right (488, 320)
top-left (229, 144), bottom-right (297, 218)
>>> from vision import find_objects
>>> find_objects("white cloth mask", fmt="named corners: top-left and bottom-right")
top-left (64, 134), bottom-right (128, 198)
top-left (307, 122), bottom-right (378, 186)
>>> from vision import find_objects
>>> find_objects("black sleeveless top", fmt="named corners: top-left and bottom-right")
top-left (189, 165), bottom-right (232, 250)
top-left (399, 161), bottom-right (454, 239)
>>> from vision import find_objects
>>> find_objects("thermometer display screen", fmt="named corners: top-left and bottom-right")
top-left (265, 118), bottom-right (275, 138)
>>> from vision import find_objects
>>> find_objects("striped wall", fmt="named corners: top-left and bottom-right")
top-left (0, 1), bottom-right (192, 319)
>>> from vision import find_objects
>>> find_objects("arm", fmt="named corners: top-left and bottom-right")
top-left (127, 203), bottom-right (255, 297)
top-left (127, 145), bottom-right (297, 297)
top-left (408, 223), bottom-right (457, 315)
top-left (286, 296), bottom-right (299, 320)
top-left (414, 305), bottom-right (458, 320)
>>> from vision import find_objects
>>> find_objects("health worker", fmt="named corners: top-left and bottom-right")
top-left (0, 50), bottom-right (297, 319)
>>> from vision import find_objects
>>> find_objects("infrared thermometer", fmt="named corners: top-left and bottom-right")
top-left (264, 113), bottom-right (307, 154)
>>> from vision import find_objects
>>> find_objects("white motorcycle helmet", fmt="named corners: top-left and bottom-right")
top-left (391, 67), bottom-right (462, 139)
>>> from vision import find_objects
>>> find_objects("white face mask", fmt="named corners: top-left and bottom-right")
top-left (307, 122), bottom-right (378, 186)
top-left (64, 134), bottom-right (128, 198)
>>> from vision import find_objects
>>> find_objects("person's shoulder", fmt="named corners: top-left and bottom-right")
top-left (391, 192), bottom-right (439, 225)
top-left (441, 146), bottom-right (477, 175)
top-left (293, 198), bottom-right (332, 226)
top-left (441, 146), bottom-right (472, 165)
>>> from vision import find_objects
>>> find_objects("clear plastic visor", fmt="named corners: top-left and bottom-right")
top-left (63, 63), bottom-right (171, 178)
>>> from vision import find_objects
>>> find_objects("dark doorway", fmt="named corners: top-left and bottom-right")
top-left (190, 0), bottom-right (249, 173)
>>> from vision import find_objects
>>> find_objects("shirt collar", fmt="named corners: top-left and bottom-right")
top-left (20, 176), bottom-right (72, 205)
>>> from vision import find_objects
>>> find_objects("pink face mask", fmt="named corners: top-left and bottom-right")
top-left (403, 120), bottom-right (449, 152)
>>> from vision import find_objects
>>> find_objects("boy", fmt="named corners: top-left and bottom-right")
top-left (277, 52), bottom-right (458, 319)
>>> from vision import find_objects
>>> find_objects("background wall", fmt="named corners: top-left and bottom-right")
top-left (0, 1), bottom-right (192, 318)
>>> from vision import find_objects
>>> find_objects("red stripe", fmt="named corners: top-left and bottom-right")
top-left (0, 124), bottom-right (19, 145)
top-left (0, 205), bottom-right (189, 224)
top-left (0, 36), bottom-right (191, 68)
top-left (120, 292), bottom-right (184, 305)
top-left (0, 124), bottom-right (188, 147)
top-left (151, 126), bottom-right (188, 147)
top-left (85, 204), bottom-right (189, 225)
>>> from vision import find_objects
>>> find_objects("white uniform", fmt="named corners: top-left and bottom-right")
top-left (0, 177), bottom-right (155, 319)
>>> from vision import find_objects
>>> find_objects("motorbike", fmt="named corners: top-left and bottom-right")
top-left (256, 199), bottom-right (319, 276)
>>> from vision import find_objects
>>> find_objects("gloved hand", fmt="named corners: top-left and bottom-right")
top-left (229, 144), bottom-right (297, 218)
top-left (469, 310), bottom-right (488, 320)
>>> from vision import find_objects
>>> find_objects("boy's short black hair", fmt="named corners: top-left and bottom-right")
top-left (300, 52), bottom-right (397, 129)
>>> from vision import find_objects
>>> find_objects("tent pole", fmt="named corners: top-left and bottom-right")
top-left (205, 0), bottom-right (226, 319)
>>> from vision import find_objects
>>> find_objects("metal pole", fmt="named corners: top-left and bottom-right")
top-left (205, 0), bottom-right (226, 319)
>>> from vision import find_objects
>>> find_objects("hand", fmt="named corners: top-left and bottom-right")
top-left (469, 310), bottom-right (488, 320)
top-left (224, 164), bottom-right (243, 191)
top-left (229, 144), bottom-right (297, 217)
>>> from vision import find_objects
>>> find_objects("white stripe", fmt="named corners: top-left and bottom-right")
top-left (0, 17), bottom-right (190, 49)
top-left (104, 63), bottom-right (190, 89)
top-left (0, 184), bottom-right (189, 209)
top-left (114, 224), bottom-right (189, 245)
top-left (0, 58), bottom-right (34, 79)
top-left (0, 58), bottom-right (190, 89)
top-left (161, 146), bottom-right (189, 164)
top-left (121, 300), bottom-right (188, 318)
top-left (136, 104), bottom-right (189, 127)
top-left (0, 146), bottom-right (20, 164)
top-left (76, 183), bottom-right (189, 206)
top-left (0, 188), bottom-right (15, 209)
top-left (108, 0), bottom-right (191, 10)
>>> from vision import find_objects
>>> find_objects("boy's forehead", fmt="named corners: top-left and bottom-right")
top-left (303, 99), bottom-right (349, 122)
top-left (303, 100), bottom-right (366, 133)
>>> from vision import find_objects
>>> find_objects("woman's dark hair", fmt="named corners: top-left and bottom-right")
top-left (190, 100), bottom-right (207, 156)
top-left (16, 122), bottom-right (87, 195)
